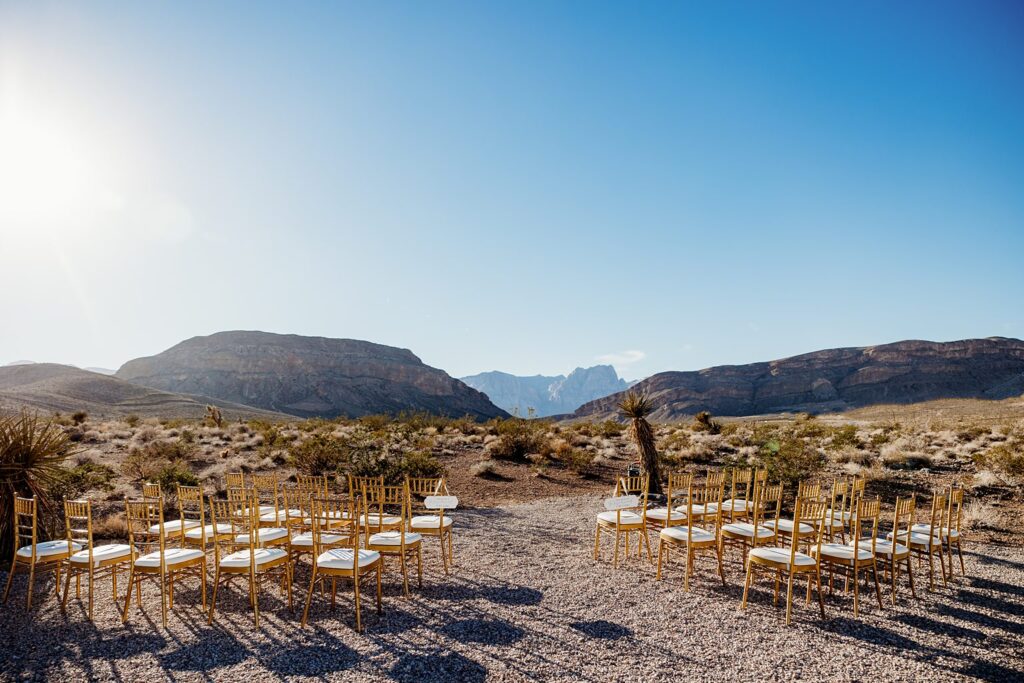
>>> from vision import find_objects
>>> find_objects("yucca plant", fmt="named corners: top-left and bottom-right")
top-left (0, 413), bottom-right (76, 553)
top-left (618, 391), bottom-right (663, 495)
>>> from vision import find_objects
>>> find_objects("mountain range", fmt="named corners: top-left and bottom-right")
top-left (574, 337), bottom-right (1024, 421)
top-left (460, 365), bottom-right (632, 417)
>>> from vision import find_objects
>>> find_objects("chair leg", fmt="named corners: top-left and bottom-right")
top-left (88, 567), bottom-right (95, 621)
top-left (121, 566), bottom-right (136, 623)
top-left (593, 526), bottom-right (601, 560)
top-left (399, 552), bottom-right (410, 598)
top-left (200, 558), bottom-right (208, 610)
top-left (416, 546), bottom-right (423, 588)
top-left (655, 540), bottom-right (664, 580)
top-left (957, 541), bottom-right (965, 576)
top-left (815, 568), bottom-right (825, 618)
top-left (252, 571), bottom-right (261, 628)
top-left (872, 562), bottom-right (883, 609)
top-left (612, 531), bottom-right (620, 569)
top-left (353, 572), bottom-right (363, 633)
top-left (937, 547), bottom-right (948, 588)
top-left (683, 546), bottom-right (691, 592)
top-left (25, 563), bottom-right (35, 610)
top-left (716, 542), bottom-right (726, 586)
top-left (642, 528), bottom-right (654, 564)
top-left (741, 563), bottom-right (753, 609)
top-left (784, 571), bottom-right (796, 626)
top-left (160, 570), bottom-right (168, 628)
top-left (208, 567), bottom-right (221, 625)
top-left (300, 569), bottom-right (317, 628)
top-left (447, 530), bottom-right (454, 568)
top-left (890, 556), bottom-right (897, 606)
top-left (61, 566), bottom-right (73, 611)
top-left (853, 563), bottom-right (860, 617)
top-left (375, 564), bottom-right (382, 614)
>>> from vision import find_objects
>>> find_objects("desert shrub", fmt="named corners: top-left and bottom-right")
top-left (179, 428), bottom-right (196, 444)
top-left (0, 414), bottom-right (78, 550)
top-left (70, 411), bottom-right (88, 425)
top-left (829, 424), bottom-right (862, 449)
top-left (564, 448), bottom-right (596, 475)
top-left (957, 425), bottom-right (990, 442)
top-left (962, 500), bottom-right (1001, 530)
top-left (597, 419), bottom-right (625, 438)
top-left (471, 460), bottom-right (499, 478)
top-left (155, 461), bottom-right (199, 490)
top-left (205, 405), bottom-right (224, 428)
top-left (124, 414), bottom-right (140, 427)
top-left (757, 433), bottom-right (825, 485)
top-left (52, 461), bottom-right (117, 500)
top-left (401, 450), bottom-right (444, 479)
top-left (794, 415), bottom-right (831, 439)
top-left (290, 434), bottom-right (350, 476)
top-left (358, 414), bottom-right (392, 431)
top-left (882, 452), bottom-right (933, 470)
top-left (692, 411), bottom-right (722, 435)
top-left (487, 418), bottom-right (551, 461)
top-left (348, 448), bottom-right (443, 485)
top-left (974, 442), bottom-right (1024, 480)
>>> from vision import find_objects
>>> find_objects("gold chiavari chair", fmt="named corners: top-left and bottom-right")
top-left (819, 479), bottom-right (850, 543)
top-left (229, 487), bottom-right (290, 550)
top-left (412, 493), bottom-right (458, 574)
top-left (225, 472), bottom-right (245, 490)
top-left (253, 473), bottom-right (284, 526)
top-left (890, 491), bottom-right (948, 591)
top-left (142, 482), bottom-right (162, 499)
top-left (813, 497), bottom-right (883, 616)
top-left (870, 495), bottom-right (916, 605)
top-left (297, 473), bottom-right (329, 496)
top-left (364, 481), bottom-right (423, 596)
top-left (644, 472), bottom-right (692, 534)
top-left (301, 495), bottom-right (383, 632)
top-left (656, 480), bottom-right (726, 590)
top-left (912, 485), bottom-right (965, 580)
top-left (594, 476), bottom-right (651, 568)
top-left (742, 496), bottom-right (827, 626)
top-left (287, 487), bottom-right (351, 566)
top-left (721, 482), bottom-right (782, 566)
top-left (407, 476), bottom-right (449, 498)
top-left (720, 467), bottom-right (755, 523)
top-left (357, 476), bottom-right (402, 534)
top-left (121, 498), bottom-right (207, 627)
top-left (179, 485), bottom-right (231, 555)
top-left (763, 480), bottom-right (821, 547)
top-left (61, 500), bottom-right (135, 620)
top-left (207, 496), bottom-right (292, 627)
top-left (674, 470), bottom-right (725, 523)
top-left (3, 496), bottom-right (78, 610)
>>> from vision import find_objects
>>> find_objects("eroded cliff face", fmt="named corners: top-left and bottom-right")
top-left (461, 365), bottom-right (629, 416)
top-left (116, 331), bottom-right (507, 419)
top-left (574, 338), bottom-right (1024, 420)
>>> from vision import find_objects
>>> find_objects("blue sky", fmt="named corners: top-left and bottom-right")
top-left (1, 1), bottom-right (1022, 380)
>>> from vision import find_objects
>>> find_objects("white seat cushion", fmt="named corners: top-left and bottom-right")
top-left (260, 508), bottom-right (304, 523)
top-left (814, 543), bottom-right (873, 562)
top-left (597, 510), bottom-right (643, 525)
top-left (289, 531), bottom-right (345, 547)
top-left (317, 548), bottom-right (380, 570)
top-left (763, 519), bottom-right (814, 535)
top-left (234, 527), bottom-right (289, 544)
top-left (243, 505), bottom-right (277, 516)
top-left (69, 544), bottom-right (133, 566)
top-left (362, 513), bottom-right (402, 527)
top-left (645, 508), bottom-right (686, 522)
top-left (721, 522), bottom-right (774, 539)
top-left (184, 523), bottom-right (233, 540)
top-left (410, 514), bottom-right (453, 529)
top-left (135, 548), bottom-right (204, 568)
top-left (219, 547), bottom-right (288, 568)
top-left (660, 526), bottom-right (715, 543)
top-left (889, 531), bottom-right (942, 548)
top-left (369, 531), bottom-right (423, 546)
top-left (826, 508), bottom-right (852, 522)
top-left (749, 546), bottom-right (816, 566)
top-left (675, 503), bottom-right (718, 515)
top-left (721, 499), bottom-right (753, 513)
top-left (910, 524), bottom-right (959, 540)
top-left (17, 540), bottom-right (81, 559)
top-left (860, 538), bottom-right (909, 557)
top-left (148, 519), bottom-right (201, 535)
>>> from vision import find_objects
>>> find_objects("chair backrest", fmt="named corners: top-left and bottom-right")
top-left (225, 472), bottom-right (245, 489)
top-left (349, 474), bottom-right (383, 499)
top-left (64, 500), bottom-right (93, 562)
top-left (177, 484), bottom-right (207, 541)
top-left (947, 485), bottom-right (964, 536)
top-left (796, 480), bottom-right (821, 500)
top-left (892, 495), bottom-right (915, 543)
top-left (142, 482), bottom-right (162, 499)
top-left (603, 493), bottom-right (642, 528)
top-left (282, 486), bottom-right (313, 532)
top-left (924, 492), bottom-right (948, 537)
top-left (829, 479), bottom-right (848, 517)
top-left (753, 469), bottom-right (768, 487)
top-left (407, 476), bottom-right (448, 497)
top-left (790, 496), bottom-right (827, 563)
top-left (753, 482), bottom-right (784, 534)
top-left (12, 497), bottom-right (37, 560)
top-left (617, 473), bottom-right (649, 497)
top-left (209, 495), bottom-right (254, 566)
top-left (696, 474), bottom-right (725, 530)
top-left (296, 473), bottom-right (328, 497)
top-left (665, 472), bottom-right (693, 521)
top-left (252, 473), bottom-right (279, 504)
top-left (851, 497), bottom-right (881, 556)
top-left (362, 481), bottom-right (411, 543)
top-left (125, 498), bottom-right (165, 566)
top-left (704, 470), bottom-right (725, 493)
top-left (728, 467), bottom-right (754, 503)
top-left (310, 496), bottom-right (359, 568)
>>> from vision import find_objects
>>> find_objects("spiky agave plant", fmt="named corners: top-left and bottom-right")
top-left (0, 413), bottom-right (76, 553)
top-left (618, 391), bottom-right (663, 495)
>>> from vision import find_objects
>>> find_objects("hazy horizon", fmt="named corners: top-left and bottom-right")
top-left (2, 3), bottom-right (1023, 380)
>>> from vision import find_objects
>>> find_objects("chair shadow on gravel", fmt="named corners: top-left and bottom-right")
top-left (892, 612), bottom-right (987, 642)
top-left (389, 651), bottom-right (487, 683)
top-left (439, 618), bottom-right (525, 646)
top-left (957, 659), bottom-right (1024, 682)
top-left (966, 576), bottom-right (1024, 597)
top-left (937, 603), bottom-right (1023, 634)
top-left (159, 634), bottom-right (251, 672)
top-left (569, 620), bottom-right (632, 640)
top-left (954, 587), bottom-right (1024, 618)
top-left (263, 640), bottom-right (360, 677)
top-left (819, 617), bottom-right (932, 653)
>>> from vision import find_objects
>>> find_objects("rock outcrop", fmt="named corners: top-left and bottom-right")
top-left (0, 363), bottom-right (289, 419)
top-left (116, 331), bottom-right (508, 420)
top-left (574, 337), bottom-right (1024, 420)
top-left (461, 365), bottom-right (631, 417)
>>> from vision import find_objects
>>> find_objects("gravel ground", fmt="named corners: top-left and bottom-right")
top-left (1, 495), bottom-right (1022, 682)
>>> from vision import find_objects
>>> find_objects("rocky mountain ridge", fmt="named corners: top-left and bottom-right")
top-left (461, 365), bottom-right (631, 417)
top-left (574, 337), bottom-right (1024, 420)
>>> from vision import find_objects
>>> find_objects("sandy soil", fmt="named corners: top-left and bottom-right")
top-left (2, 495), bottom-right (1022, 682)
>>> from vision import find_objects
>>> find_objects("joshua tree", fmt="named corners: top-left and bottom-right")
top-left (206, 405), bottom-right (224, 429)
top-left (618, 391), bottom-right (662, 495)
